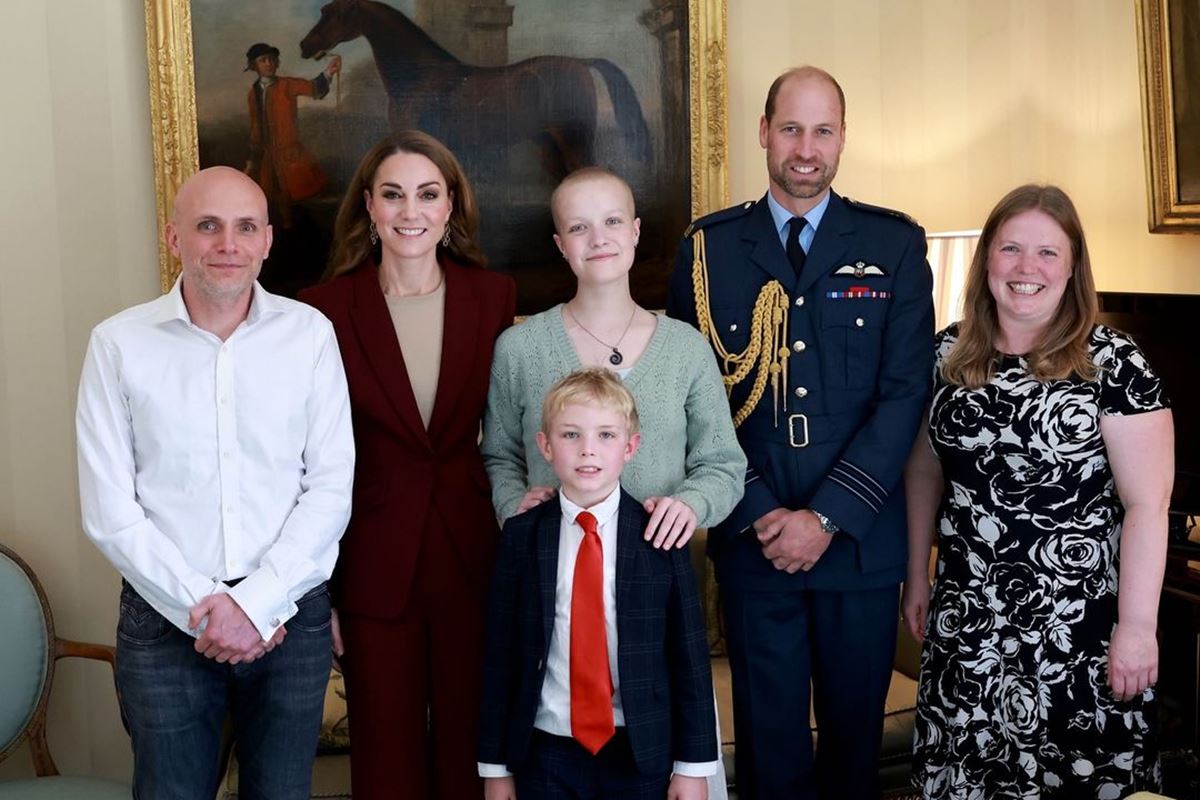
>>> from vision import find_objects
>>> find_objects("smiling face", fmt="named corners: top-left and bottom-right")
top-left (167, 166), bottom-right (272, 309)
top-left (551, 173), bottom-right (641, 288)
top-left (760, 72), bottom-right (845, 215)
top-left (536, 400), bottom-right (640, 509)
top-left (986, 208), bottom-right (1074, 345)
top-left (365, 151), bottom-right (453, 265)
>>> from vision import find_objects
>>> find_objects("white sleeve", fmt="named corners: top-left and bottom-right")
top-left (226, 318), bottom-right (355, 639)
top-left (76, 330), bottom-right (218, 634)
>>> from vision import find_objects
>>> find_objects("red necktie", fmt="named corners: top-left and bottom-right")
top-left (570, 510), bottom-right (614, 754)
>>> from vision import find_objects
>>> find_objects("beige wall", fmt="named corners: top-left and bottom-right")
top-left (0, 0), bottom-right (1197, 782)
top-left (728, 0), bottom-right (1200, 293)
top-left (0, 0), bottom-right (159, 782)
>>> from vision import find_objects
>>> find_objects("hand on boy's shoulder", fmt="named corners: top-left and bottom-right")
top-left (642, 495), bottom-right (698, 550)
top-left (516, 485), bottom-right (557, 515)
top-left (505, 492), bottom-right (557, 523)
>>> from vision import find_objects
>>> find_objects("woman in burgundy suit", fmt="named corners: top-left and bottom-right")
top-left (300, 131), bottom-right (515, 800)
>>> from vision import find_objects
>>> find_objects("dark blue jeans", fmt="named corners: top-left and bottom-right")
top-left (115, 581), bottom-right (332, 800)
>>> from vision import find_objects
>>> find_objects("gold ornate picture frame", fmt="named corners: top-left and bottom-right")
top-left (1136, 0), bottom-right (1200, 232)
top-left (144, 0), bottom-right (729, 306)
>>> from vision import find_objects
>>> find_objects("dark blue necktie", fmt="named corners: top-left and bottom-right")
top-left (787, 217), bottom-right (807, 279)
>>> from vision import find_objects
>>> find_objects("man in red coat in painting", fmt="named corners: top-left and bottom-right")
top-left (244, 42), bottom-right (341, 228)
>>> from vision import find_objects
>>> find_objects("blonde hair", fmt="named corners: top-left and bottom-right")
top-left (324, 130), bottom-right (485, 280)
top-left (549, 166), bottom-right (635, 232)
top-left (541, 368), bottom-right (640, 435)
top-left (942, 184), bottom-right (1098, 388)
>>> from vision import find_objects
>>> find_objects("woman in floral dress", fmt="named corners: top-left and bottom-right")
top-left (902, 185), bottom-right (1174, 799)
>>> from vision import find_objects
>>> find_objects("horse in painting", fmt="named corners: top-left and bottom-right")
top-left (299, 0), bottom-right (652, 178)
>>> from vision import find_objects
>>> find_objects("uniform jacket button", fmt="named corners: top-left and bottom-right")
top-left (855, 317), bottom-right (865, 327)
top-left (792, 340), bottom-right (806, 353)
top-left (795, 296), bottom-right (805, 307)
top-left (794, 386), bottom-right (808, 398)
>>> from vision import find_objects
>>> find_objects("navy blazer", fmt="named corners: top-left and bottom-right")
top-left (668, 191), bottom-right (934, 592)
top-left (477, 489), bottom-right (717, 776)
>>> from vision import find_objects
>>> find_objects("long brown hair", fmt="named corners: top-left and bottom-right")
top-left (942, 184), bottom-right (1098, 388)
top-left (324, 130), bottom-right (485, 279)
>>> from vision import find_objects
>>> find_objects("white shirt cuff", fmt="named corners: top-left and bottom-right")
top-left (478, 762), bottom-right (512, 778)
top-left (226, 568), bottom-right (295, 640)
top-left (673, 759), bottom-right (720, 778)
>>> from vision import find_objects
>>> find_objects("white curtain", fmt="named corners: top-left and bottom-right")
top-left (926, 231), bottom-right (980, 331)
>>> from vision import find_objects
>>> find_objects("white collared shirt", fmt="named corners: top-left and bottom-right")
top-left (536, 487), bottom-right (625, 737)
top-left (479, 486), bottom-right (717, 778)
top-left (76, 278), bottom-right (354, 640)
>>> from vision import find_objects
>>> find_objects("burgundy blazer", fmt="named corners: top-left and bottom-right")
top-left (299, 260), bottom-right (516, 618)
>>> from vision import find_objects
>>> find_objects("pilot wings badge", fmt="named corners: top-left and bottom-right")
top-left (834, 261), bottom-right (887, 278)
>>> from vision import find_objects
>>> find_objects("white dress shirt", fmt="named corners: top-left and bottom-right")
top-left (76, 279), bottom-right (354, 641)
top-left (536, 488), bottom-right (625, 737)
top-left (479, 486), bottom-right (717, 779)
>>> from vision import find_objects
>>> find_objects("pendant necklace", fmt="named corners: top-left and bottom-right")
top-left (566, 304), bottom-right (638, 366)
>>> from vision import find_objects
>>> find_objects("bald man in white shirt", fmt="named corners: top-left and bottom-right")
top-left (76, 166), bottom-right (354, 800)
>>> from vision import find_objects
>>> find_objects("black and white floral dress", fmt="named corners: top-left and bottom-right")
top-left (912, 324), bottom-right (1167, 799)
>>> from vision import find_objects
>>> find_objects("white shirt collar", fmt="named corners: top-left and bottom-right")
top-left (153, 277), bottom-right (284, 330)
top-left (557, 484), bottom-right (621, 531)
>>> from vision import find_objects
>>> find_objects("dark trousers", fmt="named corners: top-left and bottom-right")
top-left (723, 585), bottom-right (899, 800)
top-left (115, 581), bottom-right (332, 800)
top-left (514, 729), bottom-right (669, 800)
top-left (339, 526), bottom-right (486, 800)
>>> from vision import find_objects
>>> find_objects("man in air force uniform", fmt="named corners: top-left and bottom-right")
top-left (667, 66), bottom-right (935, 800)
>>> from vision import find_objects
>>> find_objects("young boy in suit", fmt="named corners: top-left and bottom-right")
top-left (478, 369), bottom-right (717, 800)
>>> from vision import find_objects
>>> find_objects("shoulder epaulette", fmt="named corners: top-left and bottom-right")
top-left (683, 200), bottom-right (756, 238)
top-left (842, 196), bottom-right (919, 227)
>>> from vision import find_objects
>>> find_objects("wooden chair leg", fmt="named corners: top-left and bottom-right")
top-left (26, 715), bottom-right (58, 777)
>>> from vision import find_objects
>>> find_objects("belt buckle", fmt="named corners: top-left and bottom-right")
top-left (787, 413), bottom-right (809, 448)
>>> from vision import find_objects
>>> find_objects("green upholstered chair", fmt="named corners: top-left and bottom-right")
top-left (0, 542), bottom-right (128, 798)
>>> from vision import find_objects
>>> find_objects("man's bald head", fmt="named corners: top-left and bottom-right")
top-left (167, 166), bottom-right (273, 314)
top-left (171, 166), bottom-right (268, 223)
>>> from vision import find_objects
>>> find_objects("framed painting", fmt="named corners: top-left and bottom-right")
top-left (144, 0), bottom-right (729, 312)
top-left (1137, 0), bottom-right (1200, 232)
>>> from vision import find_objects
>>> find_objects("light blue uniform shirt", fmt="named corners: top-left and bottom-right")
top-left (766, 189), bottom-right (831, 254)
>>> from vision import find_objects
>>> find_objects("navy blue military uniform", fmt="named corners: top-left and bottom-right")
top-left (667, 190), bottom-right (934, 799)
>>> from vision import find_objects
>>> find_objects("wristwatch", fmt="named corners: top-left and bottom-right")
top-left (812, 510), bottom-right (839, 535)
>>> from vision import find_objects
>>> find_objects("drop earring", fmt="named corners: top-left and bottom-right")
top-left (369, 221), bottom-right (379, 246)
top-left (441, 228), bottom-right (451, 248)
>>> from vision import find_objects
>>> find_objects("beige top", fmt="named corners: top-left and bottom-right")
top-left (385, 281), bottom-right (445, 429)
